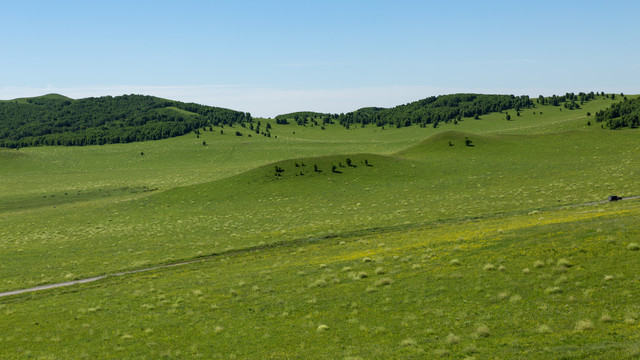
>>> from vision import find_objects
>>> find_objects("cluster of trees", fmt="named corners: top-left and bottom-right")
top-left (595, 97), bottom-right (640, 129)
top-left (275, 112), bottom-right (326, 125)
top-left (275, 94), bottom-right (535, 129)
top-left (0, 94), bottom-right (250, 148)
top-left (247, 120), bottom-right (272, 137)
top-left (536, 92), bottom-right (597, 108)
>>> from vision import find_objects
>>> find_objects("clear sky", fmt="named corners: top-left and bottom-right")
top-left (2, 0), bottom-right (639, 117)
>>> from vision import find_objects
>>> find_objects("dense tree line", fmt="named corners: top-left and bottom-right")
top-left (536, 92), bottom-right (596, 108)
top-left (0, 94), bottom-right (250, 148)
top-left (275, 94), bottom-right (535, 128)
top-left (595, 96), bottom-right (640, 129)
top-left (275, 111), bottom-right (326, 125)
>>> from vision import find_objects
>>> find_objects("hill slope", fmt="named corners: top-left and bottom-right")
top-left (1, 94), bottom-right (640, 358)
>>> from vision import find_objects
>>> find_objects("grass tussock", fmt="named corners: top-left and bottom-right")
top-left (483, 264), bottom-right (496, 271)
top-left (574, 319), bottom-right (594, 332)
top-left (557, 258), bottom-right (573, 268)
top-left (537, 325), bottom-right (552, 334)
top-left (600, 314), bottom-right (613, 323)
top-left (374, 278), bottom-right (393, 287)
top-left (445, 333), bottom-right (460, 344)
top-left (400, 338), bottom-right (417, 346)
top-left (545, 286), bottom-right (562, 295)
top-left (475, 325), bottom-right (490, 338)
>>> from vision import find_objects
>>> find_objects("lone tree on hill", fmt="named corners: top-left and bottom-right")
top-left (465, 137), bottom-right (473, 147)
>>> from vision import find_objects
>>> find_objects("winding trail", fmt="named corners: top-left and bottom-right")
top-left (1, 195), bottom-right (638, 299)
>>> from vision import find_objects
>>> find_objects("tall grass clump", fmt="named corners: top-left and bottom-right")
top-left (574, 319), bottom-right (594, 332)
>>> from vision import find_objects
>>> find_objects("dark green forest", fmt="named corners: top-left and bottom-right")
top-left (275, 93), bottom-right (595, 129)
top-left (0, 94), bottom-right (250, 148)
top-left (595, 95), bottom-right (640, 129)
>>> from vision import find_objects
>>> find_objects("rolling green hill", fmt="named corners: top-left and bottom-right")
top-left (1, 116), bottom-right (637, 293)
top-left (0, 92), bottom-right (639, 359)
top-left (274, 92), bottom-right (603, 129)
top-left (0, 93), bottom-right (74, 105)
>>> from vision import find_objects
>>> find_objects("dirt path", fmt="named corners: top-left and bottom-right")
top-left (568, 195), bottom-right (640, 207)
top-left (2, 195), bottom-right (638, 299)
top-left (0, 259), bottom-right (207, 298)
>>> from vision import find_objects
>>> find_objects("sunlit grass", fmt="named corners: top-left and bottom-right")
top-left (0, 95), bottom-right (639, 358)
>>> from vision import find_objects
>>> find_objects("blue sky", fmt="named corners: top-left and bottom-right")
top-left (2, 0), bottom-right (639, 117)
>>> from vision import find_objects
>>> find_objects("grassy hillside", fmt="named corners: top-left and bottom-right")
top-left (0, 93), bottom-right (638, 358)
top-left (1, 95), bottom-right (625, 212)
top-left (1, 125), bottom-right (638, 293)
top-left (1, 200), bottom-right (639, 359)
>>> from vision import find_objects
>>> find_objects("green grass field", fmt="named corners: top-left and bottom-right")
top-left (1, 95), bottom-right (639, 359)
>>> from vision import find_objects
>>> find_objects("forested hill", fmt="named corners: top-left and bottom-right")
top-left (595, 95), bottom-right (640, 129)
top-left (275, 93), bottom-right (598, 128)
top-left (0, 94), bottom-right (250, 148)
top-left (275, 94), bottom-right (535, 128)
